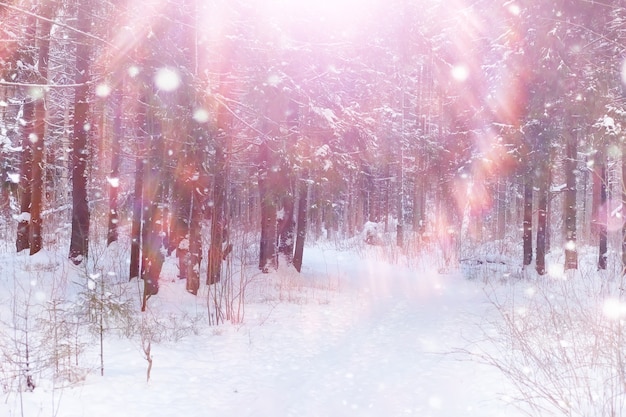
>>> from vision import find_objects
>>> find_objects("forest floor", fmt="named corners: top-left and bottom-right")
top-left (2, 240), bottom-right (617, 417)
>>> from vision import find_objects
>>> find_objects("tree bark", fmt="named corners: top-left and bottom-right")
top-left (623, 145), bottom-right (626, 275)
top-left (16, 12), bottom-right (36, 253)
top-left (207, 144), bottom-right (226, 285)
top-left (258, 140), bottom-right (277, 272)
top-left (29, 1), bottom-right (55, 255)
top-left (171, 158), bottom-right (191, 278)
top-left (186, 186), bottom-right (203, 295)
top-left (522, 177), bottom-right (533, 266)
top-left (107, 85), bottom-right (122, 246)
top-left (129, 96), bottom-right (147, 280)
top-left (17, 98), bottom-right (34, 253)
top-left (277, 184), bottom-right (295, 263)
top-left (140, 108), bottom-right (164, 308)
top-left (496, 179), bottom-right (506, 240)
top-left (564, 121), bottom-right (578, 270)
top-left (69, 0), bottom-right (93, 264)
top-left (535, 170), bottom-right (548, 275)
top-left (277, 99), bottom-right (298, 263)
top-left (598, 152), bottom-right (608, 270)
top-left (293, 175), bottom-right (309, 273)
top-left (396, 149), bottom-right (404, 247)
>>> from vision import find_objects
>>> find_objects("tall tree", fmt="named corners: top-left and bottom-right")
top-left (129, 94), bottom-right (146, 280)
top-left (597, 145), bottom-right (608, 271)
top-left (206, 38), bottom-right (233, 285)
top-left (106, 83), bottom-right (122, 246)
top-left (522, 176), bottom-right (533, 267)
top-left (535, 147), bottom-right (549, 276)
top-left (293, 172), bottom-right (309, 273)
top-left (276, 99), bottom-right (299, 264)
top-left (15, 11), bottom-right (36, 253)
top-left (68, 0), bottom-right (94, 264)
top-left (207, 142), bottom-right (227, 284)
top-left (563, 112), bottom-right (578, 271)
top-left (140, 93), bottom-right (165, 307)
top-left (15, 0), bottom-right (55, 254)
top-left (28, 0), bottom-right (55, 256)
top-left (258, 138), bottom-right (277, 272)
top-left (622, 138), bottom-right (626, 274)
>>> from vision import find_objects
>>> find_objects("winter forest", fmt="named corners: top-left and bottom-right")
top-left (2, 0), bottom-right (626, 416)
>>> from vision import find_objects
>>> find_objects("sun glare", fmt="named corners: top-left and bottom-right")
top-left (249, 0), bottom-right (381, 39)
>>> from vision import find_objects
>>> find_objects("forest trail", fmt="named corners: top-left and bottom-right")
top-left (238, 248), bottom-right (521, 417)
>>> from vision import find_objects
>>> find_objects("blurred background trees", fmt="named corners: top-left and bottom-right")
top-left (2, 0), bottom-right (626, 293)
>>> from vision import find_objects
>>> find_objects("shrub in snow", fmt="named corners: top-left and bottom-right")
top-left (469, 274), bottom-right (626, 417)
top-left (75, 274), bottom-right (135, 338)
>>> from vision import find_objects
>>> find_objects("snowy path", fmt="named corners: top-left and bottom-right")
top-left (238, 249), bottom-right (519, 417)
top-left (2, 247), bottom-right (522, 417)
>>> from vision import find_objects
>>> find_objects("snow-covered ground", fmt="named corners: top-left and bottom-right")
top-left (0, 243), bottom-right (546, 417)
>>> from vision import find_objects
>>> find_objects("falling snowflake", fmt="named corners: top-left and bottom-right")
top-left (95, 83), bottom-right (111, 98)
top-left (155, 67), bottom-right (181, 92)
top-left (507, 3), bottom-right (521, 15)
top-left (193, 108), bottom-right (210, 123)
top-left (267, 74), bottom-right (281, 87)
top-left (128, 66), bottom-right (140, 78)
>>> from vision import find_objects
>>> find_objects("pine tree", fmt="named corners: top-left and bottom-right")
top-left (68, 0), bottom-right (94, 264)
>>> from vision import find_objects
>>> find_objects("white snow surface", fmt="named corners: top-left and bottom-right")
top-left (0, 245), bottom-right (522, 417)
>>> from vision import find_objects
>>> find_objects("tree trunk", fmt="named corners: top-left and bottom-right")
top-left (413, 171), bottom-right (426, 239)
top-left (278, 185), bottom-right (295, 263)
top-left (140, 110), bottom-right (164, 308)
top-left (522, 177), bottom-right (533, 266)
top-left (564, 122), bottom-right (578, 270)
top-left (396, 150), bottom-right (404, 247)
top-left (17, 97), bottom-right (34, 253)
top-left (293, 175), bottom-right (309, 273)
top-left (186, 187), bottom-right (202, 295)
top-left (496, 179), bottom-right (507, 240)
top-left (346, 172), bottom-right (355, 237)
top-left (29, 93), bottom-right (45, 255)
top-left (207, 144), bottom-right (226, 284)
top-left (16, 12), bottom-right (36, 253)
top-left (598, 153), bottom-right (608, 270)
top-left (535, 171), bottom-right (548, 275)
top-left (29, 2), bottom-right (55, 255)
top-left (171, 157), bottom-right (191, 278)
top-left (278, 99), bottom-right (298, 261)
top-left (141, 198), bottom-right (163, 310)
top-left (258, 140), bottom-right (277, 272)
top-left (107, 85), bottom-right (122, 246)
top-left (69, 0), bottom-right (93, 264)
top-left (129, 96), bottom-right (147, 280)
top-left (623, 146), bottom-right (626, 275)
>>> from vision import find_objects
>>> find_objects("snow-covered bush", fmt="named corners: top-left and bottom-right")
top-left (471, 273), bottom-right (626, 417)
